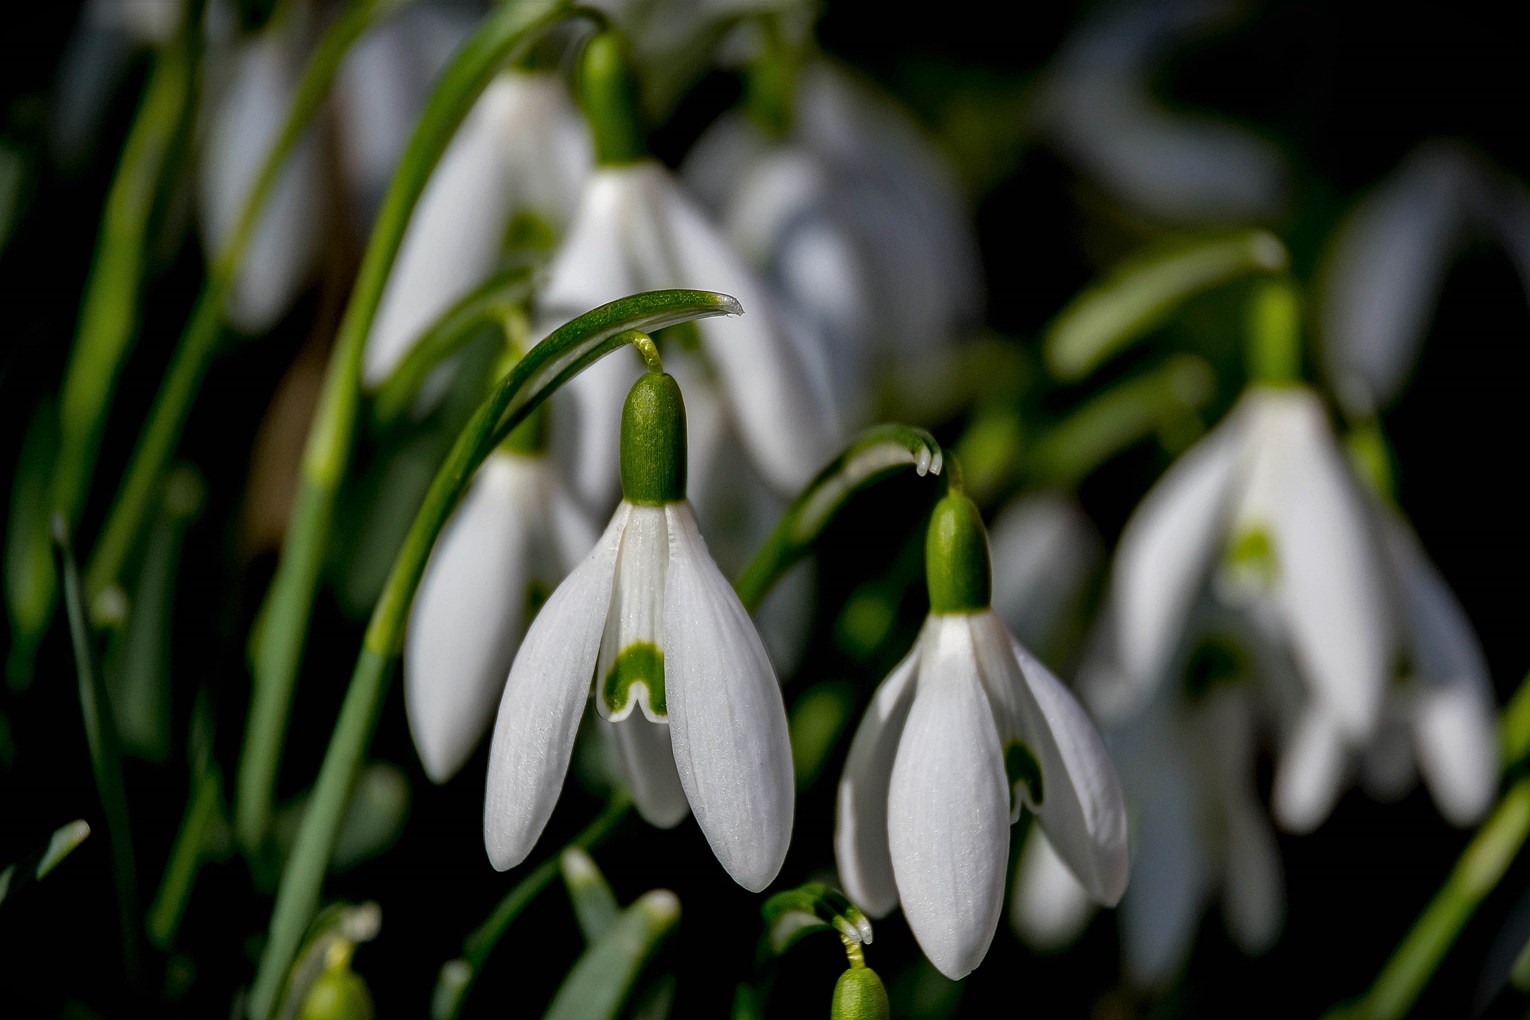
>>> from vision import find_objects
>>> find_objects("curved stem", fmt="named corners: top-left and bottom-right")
top-left (734, 424), bottom-right (944, 611)
top-left (247, 290), bottom-right (738, 1020)
top-left (235, 0), bottom-right (570, 856)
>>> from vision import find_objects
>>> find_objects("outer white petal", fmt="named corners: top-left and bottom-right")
top-left (407, 455), bottom-right (530, 784)
top-left (1415, 687), bottom-right (1498, 827)
top-left (1009, 826), bottom-right (1096, 952)
top-left (989, 492), bottom-right (1102, 655)
top-left (974, 616), bottom-right (1129, 905)
top-left (1106, 409), bottom-right (1243, 718)
top-left (663, 503), bottom-right (794, 891)
top-left (888, 616), bottom-right (1010, 979)
top-left (1236, 388), bottom-right (1391, 736)
top-left (835, 637), bottom-right (922, 918)
top-left (602, 715), bottom-right (690, 828)
top-left (484, 504), bottom-right (628, 870)
top-left (1271, 705), bottom-right (1349, 834)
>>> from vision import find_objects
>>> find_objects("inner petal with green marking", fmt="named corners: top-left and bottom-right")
top-left (1005, 739), bottom-right (1045, 815)
top-left (596, 505), bottom-right (669, 722)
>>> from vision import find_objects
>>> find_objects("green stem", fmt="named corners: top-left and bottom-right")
top-left (146, 764), bottom-right (225, 949)
top-left (248, 290), bottom-right (739, 1020)
top-left (1334, 779), bottom-right (1530, 1020)
top-left (1500, 668), bottom-right (1530, 768)
top-left (53, 515), bottom-right (140, 982)
top-left (235, 0), bottom-right (570, 856)
top-left (734, 425), bottom-right (944, 611)
top-left (85, 0), bottom-right (408, 607)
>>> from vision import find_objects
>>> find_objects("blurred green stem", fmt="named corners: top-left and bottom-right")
top-left (235, 0), bottom-right (569, 858)
top-left (54, 515), bottom-right (139, 982)
top-left (247, 291), bottom-right (739, 1020)
top-left (86, 0), bottom-right (410, 607)
top-left (146, 762), bottom-right (226, 949)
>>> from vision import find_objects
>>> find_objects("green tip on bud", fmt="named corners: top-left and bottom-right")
top-left (580, 31), bottom-right (646, 166)
top-left (1247, 278), bottom-right (1302, 385)
top-left (925, 491), bottom-right (991, 614)
top-left (832, 966), bottom-right (891, 1020)
top-left (621, 373), bottom-right (687, 505)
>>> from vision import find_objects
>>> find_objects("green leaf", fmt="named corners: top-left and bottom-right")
top-left (561, 849), bottom-right (620, 943)
top-left (789, 681), bottom-right (856, 790)
top-left (0, 820), bottom-right (92, 908)
top-left (1044, 229), bottom-right (1288, 382)
top-left (4, 399), bottom-right (57, 690)
top-left (542, 890), bottom-right (681, 1020)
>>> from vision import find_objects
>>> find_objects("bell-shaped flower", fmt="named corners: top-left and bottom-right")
top-left (363, 69), bottom-right (592, 390)
top-left (1082, 381), bottom-right (1393, 832)
top-left (1030, 0), bottom-right (1286, 225)
top-left (1318, 140), bottom-right (1530, 416)
top-left (405, 427), bottom-right (598, 784)
top-left (199, 18), bottom-right (326, 333)
top-left (836, 490), bottom-right (1128, 979)
top-left (682, 60), bottom-right (983, 425)
top-left (539, 31), bottom-right (841, 511)
top-left (485, 370), bottom-right (794, 892)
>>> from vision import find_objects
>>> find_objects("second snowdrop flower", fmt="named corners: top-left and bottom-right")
top-left (485, 358), bottom-right (795, 892)
top-left (836, 488), bottom-right (1128, 979)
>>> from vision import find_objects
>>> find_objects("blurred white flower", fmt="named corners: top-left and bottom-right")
top-left (1031, 0), bottom-right (1287, 225)
top-left (363, 70), bottom-right (592, 389)
top-left (198, 18), bottom-right (326, 333)
top-left (1319, 140), bottom-right (1530, 416)
top-left (683, 61), bottom-right (984, 424)
top-left (988, 490), bottom-right (1102, 659)
top-left (405, 450), bottom-right (598, 784)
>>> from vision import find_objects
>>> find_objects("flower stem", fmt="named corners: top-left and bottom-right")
top-left (53, 514), bottom-right (139, 982)
top-left (247, 290), bottom-right (739, 1020)
top-left (85, 0), bottom-right (397, 607)
top-left (146, 762), bottom-right (226, 950)
top-left (234, 0), bottom-right (571, 858)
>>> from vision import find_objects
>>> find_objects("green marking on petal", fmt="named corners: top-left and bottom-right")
top-left (525, 579), bottom-right (551, 624)
top-left (1227, 525), bottom-right (1279, 589)
top-left (1005, 740), bottom-right (1044, 812)
top-left (602, 643), bottom-right (666, 719)
top-left (1185, 636), bottom-right (1246, 700)
top-left (504, 210), bottom-right (556, 255)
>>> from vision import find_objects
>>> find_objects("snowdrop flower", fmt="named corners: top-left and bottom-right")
top-left (363, 69), bottom-right (592, 389)
top-left (540, 31), bottom-right (840, 511)
top-left (485, 368), bottom-right (794, 891)
top-left (683, 60), bottom-right (983, 424)
top-left (1031, 0), bottom-right (1286, 225)
top-left (1319, 140), bottom-right (1530, 416)
top-left (836, 489), bottom-right (1128, 979)
top-left (405, 414), bottom-right (599, 784)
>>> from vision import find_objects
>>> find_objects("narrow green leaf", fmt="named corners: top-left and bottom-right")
top-left (0, 820), bottom-right (92, 908)
top-left (1044, 229), bottom-right (1288, 382)
top-left (789, 681), bottom-right (855, 791)
top-left (542, 890), bottom-right (681, 1020)
top-left (4, 399), bottom-right (58, 690)
top-left (561, 849), bottom-right (620, 943)
top-left (146, 761), bottom-right (227, 949)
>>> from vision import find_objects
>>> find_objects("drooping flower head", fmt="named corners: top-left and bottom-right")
top-left (485, 359), bottom-right (794, 891)
top-left (836, 487), bottom-right (1128, 979)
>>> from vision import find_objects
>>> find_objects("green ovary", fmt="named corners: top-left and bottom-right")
top-left (602, 642), bottom-right (666, 719)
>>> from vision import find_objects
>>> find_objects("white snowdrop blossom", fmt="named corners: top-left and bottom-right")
top-left (198, 21), bottom-right (326, 334)
top-left (405, 449), bottom-right (598, 784)
top-left (363, 70), bottom-right (593, 390)
top-left (1031, 0), bottom-right (1287, 225)
top-left (485, 371), bottom-right (794, 892)
top-left (836, 492), bottom-right (1128, 979)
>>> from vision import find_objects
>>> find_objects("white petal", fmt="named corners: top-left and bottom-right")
top-left (597, 505), bottom-right (669, 723)
top-left (1271, 705), bottom-right (1349, 834)
top-left (1105, 410), bottom-right (1243, 718)
top-left (1414, 686), bottom-right (1499, 827)
top-left (888, 617), bottom-right (1009, 979)
top-left (975, 616), bottom-right (1129, 905)
top-left (988, 492), bottom-right (1102, 655)
top-left (1235, 389), bottom-right (1391, 736)
top-left (663, 503), bottom-right (794, 891)
top-left (1221, 798), bottom-right (1285, 956)
top-left (484, 504), bottom-right (628, 870)
top-left (835, 637), bottom-right (922, 918)
top-left (602, 715), bottom-right (690, 828)
top-left (1009, 826), bottom-right (1096, 952)
top-left (407, 455), bottom-right (531, 783)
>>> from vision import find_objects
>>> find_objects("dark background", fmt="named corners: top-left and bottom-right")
top-left (4, 2), bottom-right (1530, 1017)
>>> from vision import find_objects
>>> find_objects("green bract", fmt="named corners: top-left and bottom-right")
top-left (925, 491), bottom-right (992, 615)
top-left (620, 372), bottom-right (689, 505)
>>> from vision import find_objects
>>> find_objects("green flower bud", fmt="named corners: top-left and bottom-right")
top-left (298, 968), bottom-right (373, 1020)
top-left (580, 31), bottom-right (646, 166)
top-left (831, 966), bottom-right (891, 1020)
top-left (925, 491), bottom-right (991, 614)
top-left (620, 373), bottom-right (687, 505)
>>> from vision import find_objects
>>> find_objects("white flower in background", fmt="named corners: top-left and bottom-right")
top-left (405, 447), bottom-right (598, 784)
top-left (485, 371), bottom-right (794, 892)
top-left (363, 70), bottom-right (593, 390)
top-left (199, 18), bottom-right (326, 334)
top-left (1319, 140), bottom-right (1530, 416)
top-left (836, 491), bottom-right (1128, 979)
top-left (988, 491), bottom-right (1102, 661)
top-left (683, 60), bottom-right (984, 424)
top-left (1082, 384), bottom-right (1393, 833)
top-left (1031, 0), bottom-right (1287, 225)
top-left (541, 32), bottom-right (840, 512)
